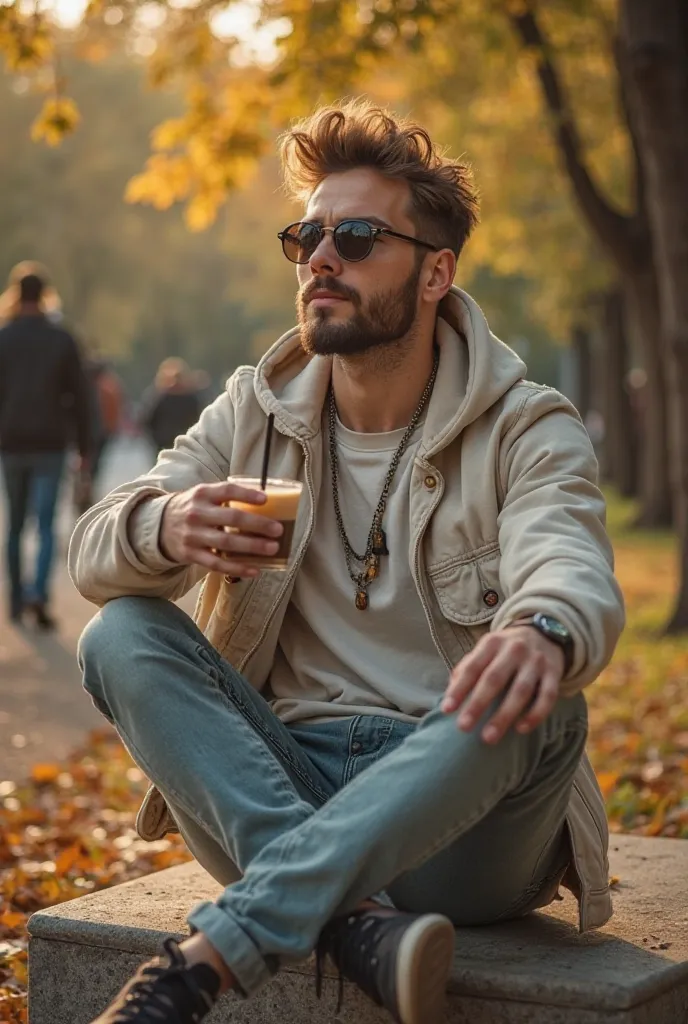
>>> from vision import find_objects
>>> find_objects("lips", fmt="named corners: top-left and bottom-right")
top-left (307, 290), bottom-right (347, 303)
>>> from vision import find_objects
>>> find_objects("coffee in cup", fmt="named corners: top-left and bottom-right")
top-left (225, 476), bottom-right (303, 571)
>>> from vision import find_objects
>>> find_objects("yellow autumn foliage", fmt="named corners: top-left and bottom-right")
top-left (1, 0), bottom-right (625, 325)
top-left (30, 95), bottom-right (80, 146)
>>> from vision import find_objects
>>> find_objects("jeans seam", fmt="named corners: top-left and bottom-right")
top-left (399, 768), bottom-right (522, 877)
top-left (493, 857), bottom-right (568, 922)
top-left (372, 720), bottom-right (398, 761)
top-left (199, 645), bottom-right (330, 805)
top-left (401, 713), bottom-right (582, 875)
top-left (102, 657), bottom-right (312, 854)
top-left (104, 723), bottom-right (235, 855)
top-left (343, 716), bottom-right (361, 786)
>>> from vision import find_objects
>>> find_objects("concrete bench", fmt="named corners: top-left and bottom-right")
top-left (28, 834), bottom-right (688, 1023)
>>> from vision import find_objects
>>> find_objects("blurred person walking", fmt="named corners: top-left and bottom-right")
top-left (139, 357), bottom-right (202, 454)
top-left (0, 259), bottom-right (63, 324)
top-left (72, 358), bottom-right (126, 516)
top-left (82, 358), bottom-right (125, 506)
top-left (89, 359), bottom-right (125, 481)
top-left (0, 266), bottom-right (90, 628)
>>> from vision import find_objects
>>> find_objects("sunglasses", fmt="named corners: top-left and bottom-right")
top-left (278, 219), bottom-right (439, 264)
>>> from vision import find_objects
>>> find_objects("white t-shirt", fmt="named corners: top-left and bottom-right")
top-left (270, 415), bottom-right (448, 724)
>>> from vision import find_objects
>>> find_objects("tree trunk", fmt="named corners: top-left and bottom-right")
top-left (600, 291), bottom-right (636, 496)
top-left (571, 324), bottom-right (592, 420)
top-left (621, 0), bottom-right (688, 631)
top-left (508, 5), bottom-right (673, 527)
top-left (622, 267), bottom-right (673, 524)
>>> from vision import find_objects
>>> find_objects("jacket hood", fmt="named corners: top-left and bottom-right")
top-left (252, 286), bottom-right (526, 458)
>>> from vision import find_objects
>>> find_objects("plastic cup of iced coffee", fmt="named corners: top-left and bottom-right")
top-left (226, 476), bottom-right (303, 571)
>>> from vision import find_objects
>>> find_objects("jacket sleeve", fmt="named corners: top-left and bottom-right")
top-left (68, 383), bottom-right (238, 607)
top-left (490, 387), bottom-right (625, 696)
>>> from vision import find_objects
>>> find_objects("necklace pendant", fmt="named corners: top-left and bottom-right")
top-left (355, 589), bottom-right (369, 611)
top-left (372, 529), bottom-right (389, 556)
top-left (365, 555), bottom-right (380, 582)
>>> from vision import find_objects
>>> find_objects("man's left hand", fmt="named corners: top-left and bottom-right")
top-left (441, 626), bottom-right (565, 744)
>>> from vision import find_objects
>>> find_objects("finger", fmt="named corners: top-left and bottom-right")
top-left (442, 638), bottom-right (497, 713)
top-left (199, 503), bottom-right (283, 538)
top-left (481, 659), bottom-right (542, 744)
top-left (195, 527), bottom-right (280, 558)
top-left (192, 546), bottom-right (261, 578)
top-left (455, 647), bottom-right (523, 732)
top-left (197, 481), bottom-right (269, 507)
top-left (516, 666), bottom-right (560, 733)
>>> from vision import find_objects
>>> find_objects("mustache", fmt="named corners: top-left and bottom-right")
top-left (300, 277), bottom-right (360, 306)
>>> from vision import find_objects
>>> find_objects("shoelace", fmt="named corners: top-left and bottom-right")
top-left (113, 938), bottom-right (214, 1023)
top-left (315, 913), bottom-right (387, 1013)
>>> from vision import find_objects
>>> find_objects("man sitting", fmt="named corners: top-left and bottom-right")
top-left (71, 100), bottom-right (625, 1024)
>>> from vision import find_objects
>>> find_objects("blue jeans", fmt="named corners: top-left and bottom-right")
top-left (1, 452), bottom-right (65, 610)
top-left (79, 597), bottom-right (587, 998)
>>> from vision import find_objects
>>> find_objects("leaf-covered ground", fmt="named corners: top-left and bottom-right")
top-left (586, 494), bottom-right (688, 839)
top-left (1, 493), bottom-right (686, 1021)
top-left (0, 733), bottom-right (191, 1022)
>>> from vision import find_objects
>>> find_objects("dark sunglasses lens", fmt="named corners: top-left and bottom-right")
top-left (335, 221), bottom-right (374, 261)
top-left (282, 222), bottom-right (320, 264)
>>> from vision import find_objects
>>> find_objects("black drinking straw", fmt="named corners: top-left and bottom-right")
top-left (260, 413), bottom-right (275, 490)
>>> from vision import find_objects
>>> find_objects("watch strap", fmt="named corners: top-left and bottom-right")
top-left (504, 615), bottom-right (574, 675)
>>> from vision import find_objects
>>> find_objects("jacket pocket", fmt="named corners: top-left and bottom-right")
top-left (206, 575), bottom-right (258, 654)
top-left (428, 543), bottom-right (504, 625)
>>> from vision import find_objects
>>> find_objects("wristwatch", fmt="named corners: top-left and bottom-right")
top-left (508, 613), bottom-right (574, 675)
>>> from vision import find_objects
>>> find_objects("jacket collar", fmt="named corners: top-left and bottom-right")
top-left (252, 286), bottom-right (526, 456)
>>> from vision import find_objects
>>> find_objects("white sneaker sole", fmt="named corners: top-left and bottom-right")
top-left (394, 914), bottom-right (455, 1024)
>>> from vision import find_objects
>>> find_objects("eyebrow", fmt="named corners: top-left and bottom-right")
top-left (307, 215), bottom-right (395, 230)
top-left (357, 215), bottom-right (394, 229)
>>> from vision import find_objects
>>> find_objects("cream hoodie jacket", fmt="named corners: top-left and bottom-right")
top-left (69, 287), bottom-right (625, 932)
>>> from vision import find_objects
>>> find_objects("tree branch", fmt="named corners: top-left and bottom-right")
top-left (613, 31), bottom-right (647, 227)
top-left (508, 3), bottom-right (635, 269)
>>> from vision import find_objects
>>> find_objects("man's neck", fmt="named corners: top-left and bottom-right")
top-left (17, 303), bottom-right (43, 318)
top-left (331, 325), bottom-right (437, 434)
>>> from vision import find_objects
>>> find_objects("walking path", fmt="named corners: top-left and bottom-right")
top-left (0, 437), bottom-right (170, 780)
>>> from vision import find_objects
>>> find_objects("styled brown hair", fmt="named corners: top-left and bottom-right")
top-left (279, 99), bottom-right (479, 258)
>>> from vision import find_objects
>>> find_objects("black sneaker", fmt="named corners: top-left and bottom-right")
top-left (316, 907), bottom-right (455, 1024)
top-left (90, 937), bottom-right (221, 1023)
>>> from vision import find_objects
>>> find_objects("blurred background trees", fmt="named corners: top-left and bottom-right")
top-left (1, 0), bottom-right (686, 630)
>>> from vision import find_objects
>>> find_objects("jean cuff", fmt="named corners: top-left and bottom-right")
top-left (187, 900), bottom-right (275, 997)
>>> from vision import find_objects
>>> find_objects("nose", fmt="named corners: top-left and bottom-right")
top-left (308, 230), bottom-right (343, 277)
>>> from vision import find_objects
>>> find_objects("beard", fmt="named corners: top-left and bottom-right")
top-left (297, 264), bottom-right (422, 357)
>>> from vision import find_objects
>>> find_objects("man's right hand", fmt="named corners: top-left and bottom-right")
top-left (159, 481), bottom-right (283, 578)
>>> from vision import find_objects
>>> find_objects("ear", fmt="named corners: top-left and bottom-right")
top-left (420, 250), bottom-right (456, 305)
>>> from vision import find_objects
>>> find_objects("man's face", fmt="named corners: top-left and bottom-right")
top-left (294, 168), bottom-right (426, 357)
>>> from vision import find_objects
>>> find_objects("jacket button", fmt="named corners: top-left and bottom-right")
top-left (483, 589), bottom-right (499, 607)
top-left (424, 475), bottom-right (437, 490)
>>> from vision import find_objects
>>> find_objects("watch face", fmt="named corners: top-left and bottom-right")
top-left (535, 614), bottom-right (571, 642)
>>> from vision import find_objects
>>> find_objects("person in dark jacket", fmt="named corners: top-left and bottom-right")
top-left (139, 358), bottom-right (201, 454)
top-left (0, 269), bottom-right (90, 627)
